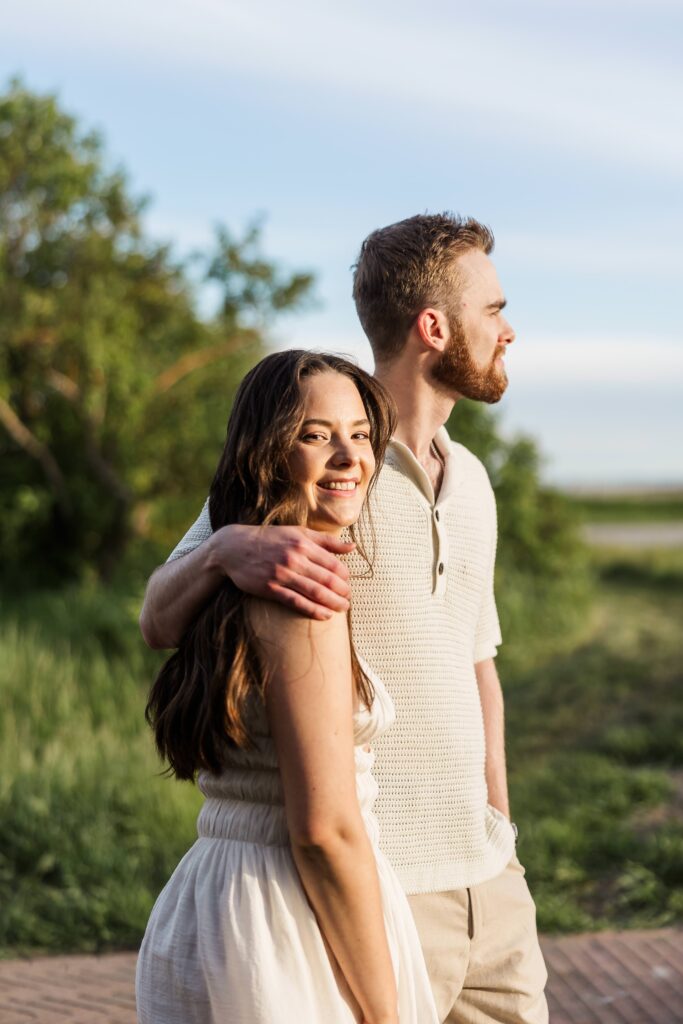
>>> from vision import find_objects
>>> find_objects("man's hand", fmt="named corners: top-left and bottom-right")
top-left (211, 524), bottom-right (355, 619)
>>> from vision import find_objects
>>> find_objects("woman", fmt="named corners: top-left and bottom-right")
top-left (136, 351), bottom-right (438, 1024)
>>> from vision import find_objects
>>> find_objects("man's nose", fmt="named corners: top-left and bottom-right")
top-left (501, 319), bottom-right (515, 345)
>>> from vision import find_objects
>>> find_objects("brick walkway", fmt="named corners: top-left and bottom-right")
top-left (542, 929), bottom-right (682, 1023)
top-left (0, 929), bottom-right (681, 1023)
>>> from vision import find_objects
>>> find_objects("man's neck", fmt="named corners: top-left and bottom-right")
top-left (374, 360), bottom-right (458, 465)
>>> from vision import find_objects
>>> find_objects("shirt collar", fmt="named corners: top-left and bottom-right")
top-left (385, 426), bottom-right (463, 507)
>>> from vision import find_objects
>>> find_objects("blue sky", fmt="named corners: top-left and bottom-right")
top-left (3, 0), bottom-right (682, 485)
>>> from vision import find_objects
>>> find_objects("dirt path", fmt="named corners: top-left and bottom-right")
top-left (1, 928), bottom-right (681, 1023)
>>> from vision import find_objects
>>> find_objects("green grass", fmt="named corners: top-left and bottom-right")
top-left (504, 546), bottom-right (683, 933)
top-left (0, 545), bottom-right (681, 952)
top-left (566, 492), bottom-right (683, 523)
top-left (0, 584), bottom-right (202, 957)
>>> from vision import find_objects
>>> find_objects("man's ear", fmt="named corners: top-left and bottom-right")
top-left (414, 308), bottom-right (450, 354)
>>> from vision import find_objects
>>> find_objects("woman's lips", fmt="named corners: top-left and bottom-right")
top-left (316, 481), bottom-right (361, 496)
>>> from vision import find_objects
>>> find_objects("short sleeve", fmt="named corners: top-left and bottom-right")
top-left (473, 488), bottom-right (503, 663)
top-left (166, 498), bottom-right (213, 562)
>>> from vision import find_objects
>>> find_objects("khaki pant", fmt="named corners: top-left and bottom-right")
top-left (407, 854), bottom-right (549, 1024)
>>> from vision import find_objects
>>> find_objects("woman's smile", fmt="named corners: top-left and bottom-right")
top-left (317, 478), bottom-right (360, 494)
top-left (289, 370), bottom-right (375, 534)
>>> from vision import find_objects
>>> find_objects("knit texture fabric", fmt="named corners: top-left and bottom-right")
top-left (166, 427), bottom-right (515, 894)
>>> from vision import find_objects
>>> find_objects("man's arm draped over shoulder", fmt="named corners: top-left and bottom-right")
top-left (139, 500), bottom-right (356, 649)
top-left (139, 501), bottom-right (225, 649)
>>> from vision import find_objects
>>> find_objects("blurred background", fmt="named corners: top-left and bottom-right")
top-left (1, 0), bottom-right (681, 955)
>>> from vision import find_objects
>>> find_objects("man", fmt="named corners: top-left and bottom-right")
top-left (140, 213), bottom-right (549, 1023)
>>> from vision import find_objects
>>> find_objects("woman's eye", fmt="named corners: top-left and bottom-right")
top-left (302, 432), bottom-right (326, 442)
top-left (353, 432), bottom-right (370, 441)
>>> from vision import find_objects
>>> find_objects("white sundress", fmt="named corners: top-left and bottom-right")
top-left (135, 660), bottom-right (439, 1023)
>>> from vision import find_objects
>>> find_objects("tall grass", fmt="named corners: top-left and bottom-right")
top-left (504, 546), bottom-right (683, 932)
top-left (0, 584), bottom-right (202, 956)
top-left (1, 546), bottom-right (681, 952)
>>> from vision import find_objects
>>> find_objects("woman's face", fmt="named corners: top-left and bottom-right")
top-left (289, 370), bottom-right (376, 534)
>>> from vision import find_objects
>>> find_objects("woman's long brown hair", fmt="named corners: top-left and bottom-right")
top-left (145, 350), bottom-right (396, 780)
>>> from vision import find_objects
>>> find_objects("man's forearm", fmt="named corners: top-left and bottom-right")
top-left (140, 531), bottom-right (226, 649)
top-left (474, 657), bottom-right (510, 818)
top-left (140, 521), bottom-right (355, 649)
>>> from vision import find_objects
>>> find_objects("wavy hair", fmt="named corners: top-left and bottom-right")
top-left (145, 350), bottom-right (396, 780)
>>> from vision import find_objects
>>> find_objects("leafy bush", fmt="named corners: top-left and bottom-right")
top-left (0, 79), bottom-right (313, 587)
top-left (448, 400), bottom-right (593, 672)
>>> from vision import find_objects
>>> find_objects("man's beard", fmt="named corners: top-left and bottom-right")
top-left (431, 313), bottom-right (508, 404)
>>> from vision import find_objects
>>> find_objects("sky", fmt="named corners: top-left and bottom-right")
top-left (3, 0), bottom-right (682, 486)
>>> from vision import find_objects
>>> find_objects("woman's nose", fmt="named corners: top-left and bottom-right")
top-left (330, 441), bottom-right (358, 466)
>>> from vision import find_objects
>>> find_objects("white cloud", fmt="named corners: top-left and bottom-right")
top-left (5, 0), bottom-right (683, 175)
top-left (271, 318), bottom-right (683, 389)
top-left (498, 234), bottom-right (683, 279)
top-left (505, 333), bottom-right (683, 387)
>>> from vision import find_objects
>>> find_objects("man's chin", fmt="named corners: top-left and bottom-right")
top-left (432, 359), bottom-right (509, 404)
top-left (461, 377), bottom-right (508, 404)
top-left (490, 374), bottom-right (509, 402)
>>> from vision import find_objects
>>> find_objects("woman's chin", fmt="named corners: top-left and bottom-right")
top-left (307, 508), bottom-right (362, 534)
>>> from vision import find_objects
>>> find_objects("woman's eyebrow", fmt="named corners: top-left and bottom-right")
top-left (302, 418), bottom-right (370, 428)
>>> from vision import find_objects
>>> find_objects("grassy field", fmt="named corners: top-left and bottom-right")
top-left (0, 582), bottom-right (203, 956)
top-left (565, 489), bottom-right (683, 523)
top-left (505, 545), bottom-right (683, 932)
top-left (0, 543), bottom-right (681, 954)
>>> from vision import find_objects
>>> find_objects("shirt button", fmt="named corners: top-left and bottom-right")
top-left (438, 562), bottom-right (445, 575)
top-left (434, 509), bottom-right (440, 521)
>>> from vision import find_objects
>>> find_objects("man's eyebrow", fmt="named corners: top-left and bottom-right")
top-left (301, 418), bottom-right (370, 427)
top-left (486, 298), bottom-right (507, 311)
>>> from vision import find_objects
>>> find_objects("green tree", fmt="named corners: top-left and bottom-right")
top-left (448, 400), bottom-right (592, 670)
top-left (0, 80), bottom-right (314, 585)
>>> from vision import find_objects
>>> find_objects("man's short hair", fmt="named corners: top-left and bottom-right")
top-left (352, 212), bottom-right (494, 362)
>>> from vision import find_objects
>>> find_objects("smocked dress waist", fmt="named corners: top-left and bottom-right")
top-left (196, 745), bottom-right (379, 847)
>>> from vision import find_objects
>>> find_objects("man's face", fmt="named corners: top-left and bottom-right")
top-left (431, 249), bottom-right (515, 404)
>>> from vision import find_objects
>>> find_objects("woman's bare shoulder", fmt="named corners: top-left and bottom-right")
top-left (248, 597), bottom-right (346, 639)
top-left (247, 599), bottom-right (350, 671)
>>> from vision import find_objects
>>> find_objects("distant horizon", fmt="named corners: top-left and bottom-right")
top-left (541, 479), bottom-right (683, 495)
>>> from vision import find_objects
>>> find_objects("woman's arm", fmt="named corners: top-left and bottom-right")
top-left (250, 602), bottom-right (398, 1024)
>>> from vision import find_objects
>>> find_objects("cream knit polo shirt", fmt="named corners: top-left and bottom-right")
top-left (166, 427), bottom-right (515, 894)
